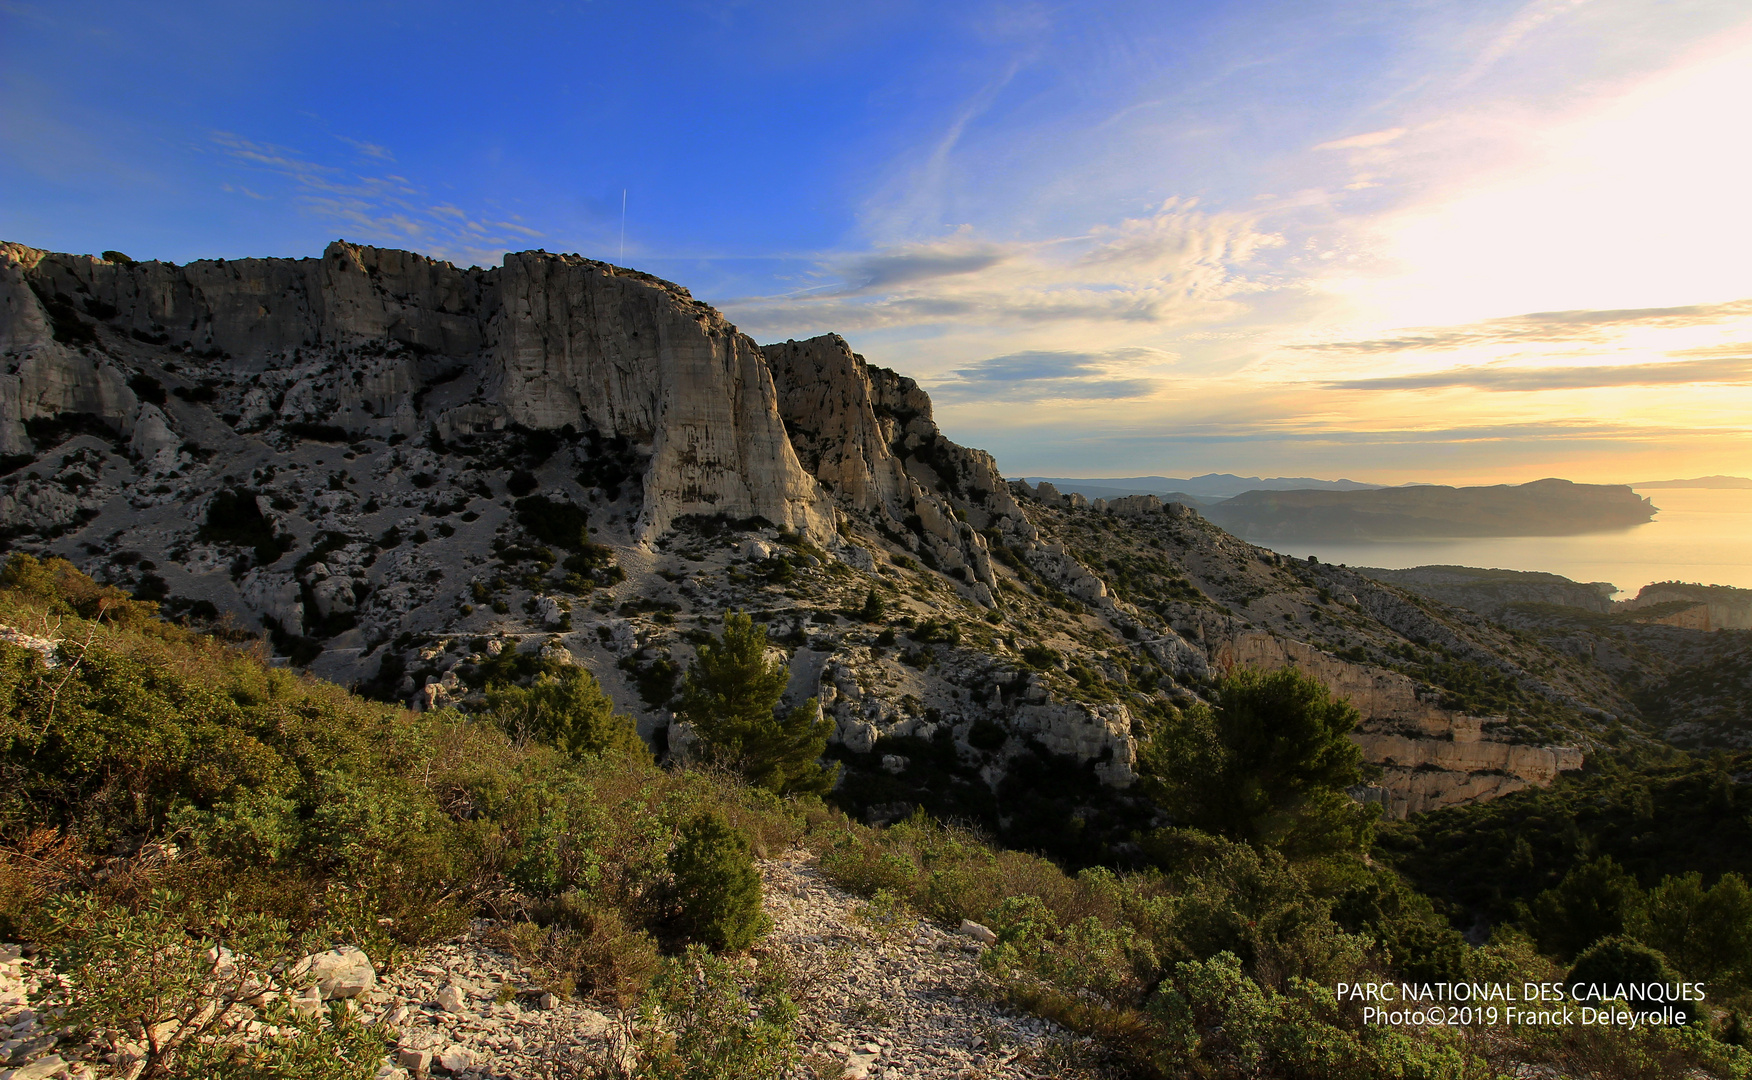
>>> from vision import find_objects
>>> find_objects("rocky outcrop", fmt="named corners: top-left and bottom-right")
top-left (764, 334), bottom-right (1036, 605)
top-left (1618, 582), bottom-right (1752, 630)
top-left (0, 241), bottom-right (832, 542)
top-left (1008, 702), bottom-right (1138, 786)
top-left (1215, 631), bottom-right (1583, 818)
top-left (489, 254), bottom-right (832, 540)
top-left (1351, 731), bottom-right (1583, 817)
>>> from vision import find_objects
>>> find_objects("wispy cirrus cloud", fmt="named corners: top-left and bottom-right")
top-left (209, 132), bottom-right (541, 266)
top-left (1312, 128), bottom-right (1408, 152)
top-left (726, 199), bottom-right (1280, 337)
top-left (1325, 353), bottom-right (1752, 391)
top-left (1298, 298), bottom-right (1752, 355)
top-left (928, 347), bottom-right (1169, 402)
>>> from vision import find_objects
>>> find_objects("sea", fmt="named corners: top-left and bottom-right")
top-left (1250, 487), bottom-right (1752, 599)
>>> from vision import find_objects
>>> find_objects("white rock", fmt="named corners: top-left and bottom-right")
top-left (957, 920), bottom-right (997, 945)
top-left (1, 1053), bottom-right (66, 1080)
top-left (128, 404), bottom-right (178, 460)
top-left (836, 718), bottom-right (878, 754)
top-left (436, 983), bottom-right (466, 1014)
top-left (740, 539), bottom-right (773, 561)
top-left (576, 1009), bottom-right (611, 1038)
top-left (435, 1044), bottom-right (473, 1073)
top-left (289, 986), bottom-right (323, 1016)
top-left (292, 946), bottom-right (374, 1002)
top-left (535, 595), bottom-right (567, 627)
top-left (833, 544), bottom-right (876, 572)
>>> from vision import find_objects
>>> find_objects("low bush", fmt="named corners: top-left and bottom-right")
top-left (634, 944), bottom-right (798, 1079)
top-left (664, 812), bottom-right (767, 951)
top-left (34, 889), bottom-right (387, 1080)
top-left (500, 891), bottom-right (662, 1007)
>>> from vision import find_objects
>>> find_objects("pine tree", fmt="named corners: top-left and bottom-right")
top-left (665, 812), bottom-right (768, 950)
top-left (858, 587), bottom-right (885, 622)
top-left (1136, 665), bottom-right (1378, 857)
top-left (678, 611), bottom-right (838, 797)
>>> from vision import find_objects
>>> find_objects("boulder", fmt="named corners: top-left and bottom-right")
top-left (394, 1047), bottom-right (432, 1073)
top-left (293, 945), bottom-right (376, 1000)
top-left (436, 983), bottom-right (466, 1014)
top-left (435, 1045), bottom-right (473, 1074)
top-left (957, 920), bottom-right (997, 945)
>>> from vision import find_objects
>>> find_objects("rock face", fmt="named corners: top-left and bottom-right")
top-left (489, 253), bottom-right (832, 540)
top-left (765, 334), bottom-right (1035, 605)
top-left (1617, 582), bottom-right (1752, 631)
top-left (0, 240), bottom-right (831, 541)
top-left (1214, 632), bottom-right (1583, 818)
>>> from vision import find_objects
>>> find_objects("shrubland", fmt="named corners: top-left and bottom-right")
top-left (1, 554), bottom-right (1748, 1079)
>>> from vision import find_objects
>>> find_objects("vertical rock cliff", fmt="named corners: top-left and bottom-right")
top-left (0, 240), bottom-right (832, 541)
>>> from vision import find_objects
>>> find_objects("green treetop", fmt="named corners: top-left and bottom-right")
top-left (1137, 665), bottom-right (1379, 858)
top-left (678, 611), bottom-right (837, 797)
top-left (486, 664), bottom-right (645, 760)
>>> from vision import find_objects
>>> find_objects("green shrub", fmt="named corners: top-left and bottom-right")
top-left (1530, 856), bottom-right (1639, 960)
top-left (635, 944), bottom-right (798, 1079)
top-left (501, 891), bottom-right (662, 1007)
top-left (1331, 866), bottom-right (1473, 982)
top-left (34, 890), bottom-right (387, 1080)
top-left (1567, 936), bottom-right (1693, 1023)
top-left (1628, 871), bottom-right (1752, 990)
top-left (1137, 666), bottom-right (1378, 857)
top-left (485, 665), bottom-right (645, 759)
top-left (665, 812), bottom-right (767, 951)
top-left (514, 495), bottom-right (591, 551)
top-left (850, 887), bottom-right (914, 941)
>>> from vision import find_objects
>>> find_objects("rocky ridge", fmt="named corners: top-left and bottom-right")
top-left (0, 239), bottom-right (1620, 832)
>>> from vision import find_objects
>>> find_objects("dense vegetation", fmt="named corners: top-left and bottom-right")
top-left (0, 555), bottom-right (1748, 1078)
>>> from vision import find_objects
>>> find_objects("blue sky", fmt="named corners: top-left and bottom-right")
top-left (5, 0), bottom-right (1751, 483)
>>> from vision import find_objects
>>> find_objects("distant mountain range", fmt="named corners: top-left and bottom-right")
top-left (1631, 475), bottom-right (1752, 489)
top-left (1025, 473), bottom-right (1381, 503)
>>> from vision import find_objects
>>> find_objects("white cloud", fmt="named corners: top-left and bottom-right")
top-left (725, 200), bottom-right (1280, 339)
top-left (1313, 128), bottom-right (1407, 151)
top-left (209, 132), bottom-right (541, 267)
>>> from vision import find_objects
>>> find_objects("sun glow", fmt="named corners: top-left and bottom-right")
top-left (1332, 29), bottom-right (1752, 328)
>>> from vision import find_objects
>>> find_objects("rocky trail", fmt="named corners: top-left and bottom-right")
top-left (0, 854), bottom-right (1080, 1080)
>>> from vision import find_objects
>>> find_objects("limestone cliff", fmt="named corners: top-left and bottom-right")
top-left (1215, 632), bottom-right (1583, 817)
top-left (0, 240), bottom-right (831, 541)
top-left (764, 334), bottom-right (1037, 607)
top-left (1617, 582), bottom-right (1752, 631)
